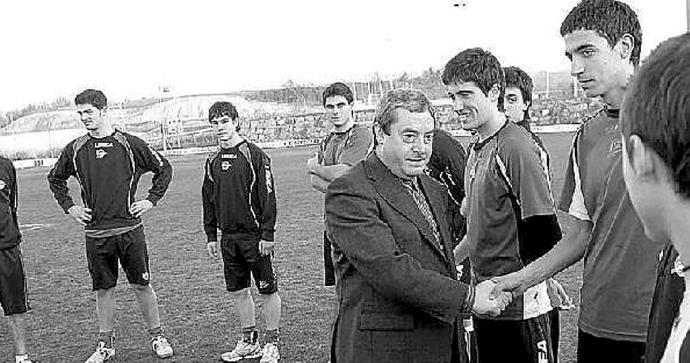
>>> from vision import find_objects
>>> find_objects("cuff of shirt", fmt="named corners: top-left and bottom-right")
top-left (61, 200), bottom-right (75, 214)
top-left (146, 194), bottom-right (161, 206)
top-left (261, 230), bottom-right (274, 242)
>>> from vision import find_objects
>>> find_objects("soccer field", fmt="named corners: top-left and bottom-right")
top-left (2, 132), bottom-right (583, 362)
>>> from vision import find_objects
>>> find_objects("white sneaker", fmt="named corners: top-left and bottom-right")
top-left (260, 342), bottom-right (280, 363)
top-left (15, 355), bottom-right (33, 363)
top-left (151, 335), bottom-right (174, 359)
top-left (85, 341), bottom-right (115, 363)
top-left (221, 339), bottom-right (262, 362)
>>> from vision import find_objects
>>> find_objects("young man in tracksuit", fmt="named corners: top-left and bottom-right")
top-left (306, 82), bottom-right (373, 286)
top-left (202, 101), bottom-right (281, 363)
top-left (47, 89), bottom-right (174, 363)
top-left (0, 156), bottom-right (33, 363)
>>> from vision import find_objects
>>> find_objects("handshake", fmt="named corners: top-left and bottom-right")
top-left (470, 271), bottom-right (574, 317)
top-left (470, 279), bottom-right (513, 317)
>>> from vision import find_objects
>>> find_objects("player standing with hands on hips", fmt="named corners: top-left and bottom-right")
top-left (47, 89), bottom-right (174, 363)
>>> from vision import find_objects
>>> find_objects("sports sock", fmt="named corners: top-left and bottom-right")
top-left (265, 329), bottom-right (279, 344)
top-left (98, 331), bottom-right (115, 349)
top-left (148, 326), bottom-right (164, 338)
top-left (241, 326), bottom-right (258, 344)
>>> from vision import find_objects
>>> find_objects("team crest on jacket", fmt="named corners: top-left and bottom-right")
top-left (222, 161), bottom-right (231, 171)
top-left (95, 149), bottom-right (108, 159)
top-left (609, 139), bottom-right (622, 154)
top-left (0, 180), bottom-right (5, 190)
top-left (672, 256), bottom-right (686, 277)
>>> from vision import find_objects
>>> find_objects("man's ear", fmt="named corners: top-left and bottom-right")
top-left (373, 123), bottom-right (386, 146)
top-left (615, 33), bottom-right (635, 63)
top-left (627, 134), bottom-right (660, 180)
top-left (488, 84), bottom-right (500, 104)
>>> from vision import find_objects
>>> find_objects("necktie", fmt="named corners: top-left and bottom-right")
top-left (400, 178), bottom-right (443, 251)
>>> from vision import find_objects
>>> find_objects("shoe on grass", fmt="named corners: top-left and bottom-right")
top-left (85, 341), bottom-right (115, 363)
top-left (151, 335), bottom-right (174, 359)
top-left (221, 338), bottom-right (262, 362)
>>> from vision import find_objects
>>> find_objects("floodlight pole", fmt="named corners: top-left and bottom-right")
top-left (687, 0), bottom-right (690, 31)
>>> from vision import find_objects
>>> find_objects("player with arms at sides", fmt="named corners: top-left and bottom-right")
top-left (0, 155), bottom-right (33, 363)
top-left (620, 33), bottom-right (690, 363)
top-left (306, 82), bottom-right (372, 286)
top-left (202, 101), bottom-right (282, 363)
top-left (47, 89), bottom-right (174, 362)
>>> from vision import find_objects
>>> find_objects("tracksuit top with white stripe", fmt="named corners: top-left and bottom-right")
top-left (48, 130), bottom-right (172, 233)
top-left (0, 156), bottom-right (21, 250)
top-left (202, 140), bottom-right (276, 243)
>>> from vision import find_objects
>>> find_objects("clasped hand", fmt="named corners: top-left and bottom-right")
top-left (471, 279), bottom-right (513, 317)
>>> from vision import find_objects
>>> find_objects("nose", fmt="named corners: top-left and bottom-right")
top-left (411, 137), bottom-right (426, 152)
top-left (570, 57), bottom-right (584, 77)
top-left (452, 98), bottom-right (463, 111)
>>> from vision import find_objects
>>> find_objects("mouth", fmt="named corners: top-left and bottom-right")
top-left (406, 157), bottom-right (426, 163)
top-left (457, 109), bottom-right (473, 123)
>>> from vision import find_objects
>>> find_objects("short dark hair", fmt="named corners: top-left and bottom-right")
top-left (504, 66), bottom-right (533, 120)
top-left (560, 0), bottom-right (642, 66)
top-left (374, 88), bottom-right (435, 136)
top-left (441, 48), bottom-right (505, 112)
top-left (75, 89), bottom-right (107, 110)
top-left (208, 101), bottom-right (240, 131)
top-left (621, 33), bottom-right (690, 198)
top-left (322, 82), bottom-right (354, 106)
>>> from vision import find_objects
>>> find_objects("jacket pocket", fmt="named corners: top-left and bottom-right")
top-left (358, 311), bottom-right (415, 331)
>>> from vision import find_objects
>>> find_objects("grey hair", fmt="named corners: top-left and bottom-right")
top-left (374, 88), bottom-right (436, 135)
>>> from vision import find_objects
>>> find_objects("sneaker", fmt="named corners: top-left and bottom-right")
top-left (259, 342), bottom-right (280, 363)
top-left (85, 341), bottom-right (115, 363)
top-left (15, 355), bottom-right (33, 363)
top-left (220, 339), bottom-right (262, 362)
top-left (151, 335), bottom-right (174, 359)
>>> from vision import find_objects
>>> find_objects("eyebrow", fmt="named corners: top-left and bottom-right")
top-left (566, 43), bottom-right (596, 57)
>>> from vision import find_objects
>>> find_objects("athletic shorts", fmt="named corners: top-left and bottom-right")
top-left (0, 246), bottom-right (30, 316)
top-left (221, 234), bottom-right (278, 294)
top-left (474, 311), bottom-right (557, 362)
top-left (85, 226), bottom-right (150, 291)
top-left (577, 329), bottom-right (644, 363)
top-left (323, 231), bottom-right (335, 286)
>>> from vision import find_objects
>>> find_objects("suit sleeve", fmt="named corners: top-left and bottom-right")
top-left (202, 156), bottom-right (218, 243)
top-left (47, 144), bottom-right (77, 213)
top-left (256, 150), bottom-right (277, 242)
top-left (325, 175), bottom-right (471, 324)
top-left (129, 136), bottom-right (173, 205)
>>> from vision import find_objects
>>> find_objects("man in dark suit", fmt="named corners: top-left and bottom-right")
top-left (325, 89), bottom-right (511, 363)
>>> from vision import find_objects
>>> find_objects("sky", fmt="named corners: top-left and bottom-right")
top-left (0, 0), bottom-right (686, 112)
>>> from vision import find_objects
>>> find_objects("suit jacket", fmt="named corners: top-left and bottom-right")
top-left (325, 153), bottom-right (471, 363)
